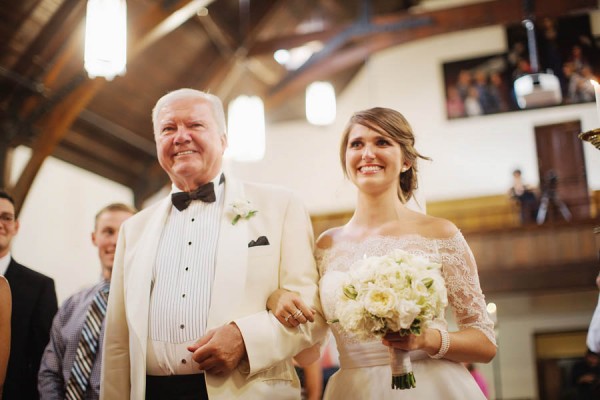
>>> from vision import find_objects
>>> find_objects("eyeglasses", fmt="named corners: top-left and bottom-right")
top-left (0, 213), bottom-right (15, 223)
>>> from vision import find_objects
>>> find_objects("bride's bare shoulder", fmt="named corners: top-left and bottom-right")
top-left (420, 214), bottom-right (459, 238)
top-left (316, 227), bottom-right (345, 250)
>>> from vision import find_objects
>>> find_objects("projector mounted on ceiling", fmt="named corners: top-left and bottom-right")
top-left (513, 18), bottom-right (562, 109)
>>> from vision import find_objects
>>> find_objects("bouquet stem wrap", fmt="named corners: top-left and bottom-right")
top-left (389, 347), bottom-right (416, 390)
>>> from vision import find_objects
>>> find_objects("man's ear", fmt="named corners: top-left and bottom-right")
top-left (91, 231), bottom-right (98, 247)
top-left (14, 219), bottom-right (19, 234)
top-left (221, 134), bottom-right (228, 153)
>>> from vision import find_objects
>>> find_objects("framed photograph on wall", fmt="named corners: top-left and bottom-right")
top-left (442, 13), bottom-right (599, 120)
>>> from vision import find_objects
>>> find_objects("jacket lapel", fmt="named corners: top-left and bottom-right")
top-left (207, 176), bottom-right (248, 328)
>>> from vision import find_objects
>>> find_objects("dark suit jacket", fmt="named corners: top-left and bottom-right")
top-left (4, 258), bottom-right (57, 400)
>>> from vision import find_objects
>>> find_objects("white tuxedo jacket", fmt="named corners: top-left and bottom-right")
top-left (100, 176), bottom-right (327, 399)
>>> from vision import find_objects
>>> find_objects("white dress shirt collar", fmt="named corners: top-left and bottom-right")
top-left (0, 252), bottom-right (11, 275)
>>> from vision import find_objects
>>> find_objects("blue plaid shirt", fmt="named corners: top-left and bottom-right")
top-left (38, 280), bottom-right (109, 400)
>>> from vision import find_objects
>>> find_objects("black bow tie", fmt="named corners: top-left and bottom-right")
top-left (170, 174), bottom-right (226, 211)
top-left (171, 183), bottom-right (216, 211)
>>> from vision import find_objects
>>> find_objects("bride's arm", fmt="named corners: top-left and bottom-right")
top-left (383, 230), bottom-right (496, 363)
top-left (432, 231), bottom-right (497, 363)
top-left (267, 289), bottom-right (315, 328)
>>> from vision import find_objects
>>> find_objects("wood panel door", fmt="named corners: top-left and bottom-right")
top-left (534, 120), bottom-right (589, 222)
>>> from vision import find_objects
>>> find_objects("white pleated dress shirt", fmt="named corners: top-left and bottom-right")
top-left (147, 174), bottom-right (224, 375)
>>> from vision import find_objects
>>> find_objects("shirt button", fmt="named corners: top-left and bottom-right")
top-left (180, 324), bottom-right (185, 329)
top-left (188, 241), bottom-right (192, 245)
top-left (185, 267), bottom-right (189, 271)
top-left (181, 359), bottom-right (187, 364)
top-left (191, 218), bottom-right (195, 222)
top-left (182, 294), bottom-right (186, 298)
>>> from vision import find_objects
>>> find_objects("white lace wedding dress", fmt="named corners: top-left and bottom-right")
top-left (317, 232), bottom-right (496, 399)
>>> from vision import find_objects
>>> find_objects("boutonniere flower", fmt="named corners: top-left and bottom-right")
top-left (229, 200), bottom-right (258, 225)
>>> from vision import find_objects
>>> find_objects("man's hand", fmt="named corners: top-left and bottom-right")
top-left (187, 323), bottom-right (247, 375)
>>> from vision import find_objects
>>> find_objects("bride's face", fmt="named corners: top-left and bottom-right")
top-left (345, 124), bottom-right (409, 194)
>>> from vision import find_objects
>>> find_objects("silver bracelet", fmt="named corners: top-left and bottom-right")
top-left (429, 329), bottom-right (450, 359)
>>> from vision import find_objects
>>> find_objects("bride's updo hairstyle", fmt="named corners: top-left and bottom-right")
top-left (339, 107), bottom-right (430, 203)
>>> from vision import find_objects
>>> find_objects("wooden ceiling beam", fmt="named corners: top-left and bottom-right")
top-left (247, 27), bottom-right (346, 57)
top-left (0, 0), bottom-right (46, 61)
top-left (132, 0), bottom-right (217, 59)
top-left (62, 129), bottom-right (150, 174)
top-left (0, 141), bottom-right (13, 191)
top-left (11, 0), bottom-right (204, 213)
top-left (132, 162), bottom-right (171, 210)
top-left (78, 110), bottom-right (156, 156)
top-left (52, 144), bottom-right (136, 189)
top-left (266, 0), bottom-right (598, 109)
top-left (198, 0), bottom-right (287, 99)
top-left (10, 0), bottom-right (85, 79)
top-left (13, 77), bottom-right (104, 213)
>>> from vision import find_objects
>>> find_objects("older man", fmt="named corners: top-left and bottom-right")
top-left (101, 89), bottom-right (326, 400)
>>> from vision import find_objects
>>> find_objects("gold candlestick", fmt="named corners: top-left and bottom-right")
top-left (579, 128), bottom-right (600, 151)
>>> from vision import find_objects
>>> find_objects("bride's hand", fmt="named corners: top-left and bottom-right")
top-left (267, 289), bottom-right (315, 328)
top-left (381, 328), bottom-right (438, 354)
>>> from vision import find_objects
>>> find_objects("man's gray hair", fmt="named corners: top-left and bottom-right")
top-left (152, 88), bottom-right (227, 137)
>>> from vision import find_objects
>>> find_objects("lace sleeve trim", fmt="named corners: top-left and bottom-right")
top-left (437, 232), bottom-right (496, 346)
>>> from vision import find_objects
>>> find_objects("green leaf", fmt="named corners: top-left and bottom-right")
top-left (343, 285), bottom-right (358, 299)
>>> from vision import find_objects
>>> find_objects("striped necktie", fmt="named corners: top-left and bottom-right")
top-left (65, 283), bottom-right (109, 399)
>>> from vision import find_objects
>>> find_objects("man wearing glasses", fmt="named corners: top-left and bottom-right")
top-left (0, 190), bottom-right (58, 400)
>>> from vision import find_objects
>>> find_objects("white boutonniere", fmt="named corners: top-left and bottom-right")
top-left (229, 200), bottom-right (258, 225)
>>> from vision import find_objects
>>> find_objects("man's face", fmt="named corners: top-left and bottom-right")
top-left (92, 210), bottom-right (133, 280)
top-left (0, 198), bottom-right (18, 258)
top-left (155, 97), bottom-right (227, 191)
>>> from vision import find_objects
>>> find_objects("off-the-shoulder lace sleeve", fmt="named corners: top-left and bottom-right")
top-left (438, 232), bottom-right (496, 345)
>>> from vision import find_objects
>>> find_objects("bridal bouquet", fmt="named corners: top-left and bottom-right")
top-left (333, 249), bottom-right (448, 390)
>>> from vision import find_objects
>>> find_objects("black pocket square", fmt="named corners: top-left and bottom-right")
top-left (248, 236), bottom-right (270, 247)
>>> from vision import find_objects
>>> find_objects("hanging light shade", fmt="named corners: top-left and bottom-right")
top-left (84, 0), bottom-right (127, 80)
top-left (306, 81), bottom-right (336, 126)
top-left (226, 95), bottom-right (266, 162)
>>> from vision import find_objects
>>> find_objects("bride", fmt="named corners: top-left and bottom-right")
top-left (268, 107), bottom-right (496, 399)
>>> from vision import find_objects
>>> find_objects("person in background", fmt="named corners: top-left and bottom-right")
top-left (0, 190), bottom-right (58, 400)
top-left (295, 332), bottom-right (340, 400)
top-left (464, 362), bottom-right (489, 398)
top-left (38, 203), bottom-right (136, 399)
top-left (571, 349), bottom-right (600, 400)
top-left (0, 276), bottom-right (11, 399)
top-left (101, 88), bottom-right (326, 400)
top-left (296, 359), bottom-right (323, 400)
top-left (508, 169), bottom-right (538, 224)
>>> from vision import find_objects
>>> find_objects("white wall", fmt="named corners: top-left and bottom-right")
top-left (9, 146), bottom-right (134, 302)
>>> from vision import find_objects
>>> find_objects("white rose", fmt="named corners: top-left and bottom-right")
top-left (363, 286), bottom-right (397, 318)
top-left (396, 299), bottom-right (421, 330)
top-left (337, 300), bottom-right (366, 334)
top-left (231, 200), bottom-right (253, 217)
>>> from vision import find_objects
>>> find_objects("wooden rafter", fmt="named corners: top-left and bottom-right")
top-left (198, 0), bottom-right (287, 100)
top-left (0, 142), bottom-right (13, 190)
top-left (11, 0), bottom-right (209, 213)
